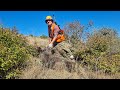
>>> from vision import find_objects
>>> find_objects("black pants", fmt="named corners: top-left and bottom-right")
top-left (53, 41), bottom-right (59, 47)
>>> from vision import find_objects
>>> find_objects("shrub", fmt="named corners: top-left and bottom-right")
top-left (80, 28), bottom-right (120, 73)
top-left (40, 34), bottom-right (48, 39)
top-left (65, 22), bottom-right (120, 74)
top-left (86, 27), bottom-right (117, 53)
top-left (29, 34), bottom-right (34, 37)
top-left (64, 21), bottom-right (84, 46)
top-left (0, 27), bottom-right (36, 79)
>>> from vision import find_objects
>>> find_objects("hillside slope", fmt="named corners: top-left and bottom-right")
top-left (19, 36), bottom-right (120, 79)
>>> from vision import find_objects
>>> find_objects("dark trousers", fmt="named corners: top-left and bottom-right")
top-left (53, 41), bottom-right (59, 47)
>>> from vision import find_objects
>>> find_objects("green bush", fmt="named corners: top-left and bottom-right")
top-left (40, 34), bottom-right (48, 39)
top-left (0, 28), bottom-right (35, 79)
top-left (29, 34), bottom-right (34, 37)
top-left (83, 54), bottom-right (120, 74)
top-left (73, 27), bottom-right (120, 74)
top-left (80, 28), bottom-right (120, 73)
top-left (86, 28), bottom-right (117, 52)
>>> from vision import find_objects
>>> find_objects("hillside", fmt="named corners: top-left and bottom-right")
top-left (19, 36), bottom-right (81, 79)
top-left (0, 24), bottom-right (120, 79)
top-left (18, 36), bottom-right (120, 79)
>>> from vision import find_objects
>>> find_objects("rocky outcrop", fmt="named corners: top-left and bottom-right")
top-left (37, 41), bottom-right (77, 73)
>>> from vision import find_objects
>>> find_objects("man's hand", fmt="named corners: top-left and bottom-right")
top-left (48, 43), bottom-right (53, 48)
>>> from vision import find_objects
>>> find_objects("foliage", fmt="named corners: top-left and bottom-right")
top-left (29, 34), bottom-right (34, 37)
top-left (0, 28), bottom-right (36, 79)
top-left (65, 21), bottom-right (120, 74)
top-left (40, 34), bottom-right (48, 39)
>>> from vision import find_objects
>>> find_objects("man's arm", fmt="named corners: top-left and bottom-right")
top-left (50, 35), bottom-right (57, 44)
top-left (49, 38), bottom-right (52, 44)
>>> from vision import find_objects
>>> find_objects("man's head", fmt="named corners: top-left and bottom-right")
top-left (45, 16), bottom-right (54, 26)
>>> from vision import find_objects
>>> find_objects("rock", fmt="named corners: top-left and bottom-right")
top-left (70, 55), bottom-right (74, 59)
top-left (39, 41), bottom-right (76, 73)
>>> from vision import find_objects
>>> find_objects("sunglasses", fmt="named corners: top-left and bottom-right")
top-left (45, 19), bottom-right (53, 24)
top-left (46, 21), bottom-right (50, 24)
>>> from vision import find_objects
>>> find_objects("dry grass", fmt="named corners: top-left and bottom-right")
top-left (19, 56), bottom-right (80, 79)
top-left (19, 36), bottom-right (120, 79)
top-left (25, 36), bottom-right (49, 48)
top-left (19, 56), bottom-right (120, 79)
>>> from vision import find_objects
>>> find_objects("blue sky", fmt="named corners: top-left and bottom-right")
top-left (0, 11), bottom-right (120, 36)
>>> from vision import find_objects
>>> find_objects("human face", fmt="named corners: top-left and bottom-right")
top-left (46, 20), bottom-right (53, 26)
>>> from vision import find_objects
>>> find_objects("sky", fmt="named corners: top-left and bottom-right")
top-left (0, 11), bottom-right (120, 37)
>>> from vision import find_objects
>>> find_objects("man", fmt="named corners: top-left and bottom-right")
top-left (45, 16), bottom-right (74, 61)
top-left (45, 16), bottom-right (65, 48)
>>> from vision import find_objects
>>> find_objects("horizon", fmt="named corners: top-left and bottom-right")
top-left (0, 11), bottom-right (120, 37)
